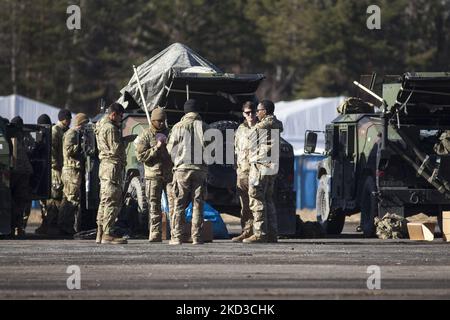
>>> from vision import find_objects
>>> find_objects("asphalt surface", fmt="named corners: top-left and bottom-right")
top-left (1, 223), bottom-right (450, 300)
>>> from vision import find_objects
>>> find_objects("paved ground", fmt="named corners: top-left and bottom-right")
top-left (1, 222), bottom-right (450, 300)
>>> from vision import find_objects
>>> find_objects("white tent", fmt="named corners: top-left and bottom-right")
top-left (275, 97), bottom-right (345, 156)
top-left (0, 94), bottom-right (64, 124)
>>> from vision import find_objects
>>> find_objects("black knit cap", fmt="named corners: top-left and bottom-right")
top-left (37, 114), bottom-right (52, 125)
top-left (58, 109), bottom-right (72, 121)
top-left (11, 116), bottom-right (23, 126)
top-left (184, 99), bottom-right (200, 114)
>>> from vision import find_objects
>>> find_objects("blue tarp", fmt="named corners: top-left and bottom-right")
top-left (162, 192), bottom-right (229, 239)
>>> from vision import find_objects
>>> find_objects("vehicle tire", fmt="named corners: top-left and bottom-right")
top-left (316, 175), bottom-right (345, 234)
top-left (360, 176), bottom-right (377, 238)
top-left (127, 176), bottom-right (148, 231)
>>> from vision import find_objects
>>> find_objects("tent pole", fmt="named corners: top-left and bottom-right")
top-left (186, 84), bottom-right (190, 100)
top-left (133, 65), bottom-right (151, 125)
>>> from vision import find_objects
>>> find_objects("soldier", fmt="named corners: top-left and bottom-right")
top-left (10, 116), bottom-right (33, 237)
top-left (95, 103), bottom-right (128, 244)
top-left (135, 107), bottom-right (173, 242)
top-left (167, 99), bottom-right (209, 245)
top-left (232, 101), bottom-right (257, 242)
top-left (58, 113), bottom-right (90, 235)
top-left (36, 110), bottom-right (71, 235)
top-left (29, 113), bottom-right (52, 234)
top-left (243, 100), bottom-right (283, 244)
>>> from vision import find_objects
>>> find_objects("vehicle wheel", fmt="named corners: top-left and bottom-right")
top-left (316, 175), bottom-right (345, 234)
top-left (360, 176), bottom-right (377, 237)
top-left (127, 176), bottom-right (148, 231)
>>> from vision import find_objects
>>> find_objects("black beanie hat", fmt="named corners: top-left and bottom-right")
top-left (58, 109), bottom-right (72, 121)
top-left (11, 116), bottom-right (23, 126)
top-left (184, 99), bottom-right (200, 114)
top-left (37, 114), bottom-right (52, 125)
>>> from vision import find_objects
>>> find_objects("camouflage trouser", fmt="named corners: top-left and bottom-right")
top-left (237, 173), bottom-right (253, 236)
top-left (10, 172), bottom-right (31, 230)
top-left (145, 177), bottom-right (174, 238)
top-left (58, 168), bottom-right (81, 233)
top-left (248, 164), bottom-right (278, 237)
top-left (171, 170), bottom-right (207, 241)
top-left (45, 169), bottom-right (63, 227)
top-left (97, 162), bottom-right (123, 235)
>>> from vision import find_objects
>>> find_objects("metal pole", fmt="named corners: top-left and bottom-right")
top-left (133, 65), bottom-right (151, 125)
top-left (353, 81), bottom-right (384, 103)
top-left (186, 83), bottom-right (190, 100)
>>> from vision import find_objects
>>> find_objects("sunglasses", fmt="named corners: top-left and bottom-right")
top-left (256, 108), bottom-right (266, 113)
top-left (243, 111), bottom-right (254, 115)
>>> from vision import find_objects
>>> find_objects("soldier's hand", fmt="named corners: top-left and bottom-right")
top-left (156, 140), bottom-right (163, 149)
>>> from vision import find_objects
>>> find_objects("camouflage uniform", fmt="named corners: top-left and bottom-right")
top-left (45, 122), bottom-right (68, 230)
top-left (58, 127), bottom-right (83, 234)
top-left (96, 118), bottom-right (126, 236)
top-left (247, 115), bottom-right (283, 241)
top-left (434, 130), bottom-right (450, 155)
top-left (234, 122), bottom-right (254, 238)
top-left (10, 133), bottom-right (33, 234)
top-left (135, 125), bottom-right (173, 241)
top-left (167, 112), bottom-right (209, 243)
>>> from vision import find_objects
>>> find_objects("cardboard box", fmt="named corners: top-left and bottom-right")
top-left (442, 211), bottom-right (450, 242)
top-left (407, 222), bottom-right (435, 241)
top-left (161, 213), bottom-right (213, 242)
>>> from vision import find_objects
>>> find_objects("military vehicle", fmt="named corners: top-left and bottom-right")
top-left (0, 117), bottom-right (12, 235)
top-left (0, 119), bottom-right (51, 236)
top-left (113, 43), bottom-right (297, 236)
top-left (305, 72), bottom-right (450, 237)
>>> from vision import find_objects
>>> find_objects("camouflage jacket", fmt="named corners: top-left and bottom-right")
top-left (96, 118), bottom-right (126, 166)
top-left (167, 112), bottom-right (209, 172)
top-left (63, 128), bottom-right (83, 170)
top-left (234, 122), bottom-right (253, 176)
top-left (11, 135), bottom-right (33, 175)
top-left (434, 130), bottom-right (450, 155)
top-left (249, 115), bottom-right (283, 175)
top-left (51, 121), bottom-right (69, 171)
top-left (135, 124), bottom-right (172, 180)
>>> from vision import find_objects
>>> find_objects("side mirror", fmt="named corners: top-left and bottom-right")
top-left (305, 131), bottom-right (318, 154)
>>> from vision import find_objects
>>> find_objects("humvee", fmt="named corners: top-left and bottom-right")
top-left (118, 70), bottom-right (297, 236)
top-left (0, 119), bottom-right (51, 236)
top-left (305, 72), bottom-right (450, 236)
top-left (80, 44), bottom-right (297, 236)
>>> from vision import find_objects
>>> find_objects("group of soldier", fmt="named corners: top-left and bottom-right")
top-left (3, 97), bottom-right (284, 245)
top-left (133, 98), bottom-right (284, 245)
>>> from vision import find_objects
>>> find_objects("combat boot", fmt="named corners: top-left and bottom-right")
top-left (192, 237), bottom-right (204, 245)
top-left (14, 228), bottom-right (26, 239)
top-left (149, 232), bottom-right (162, 243)
top-left (96, 226), bottom-right (103, 244)
top-left (231, 232), bottom-right (252, 243)
top-left (169, 238), bottom-right (182, 245)
top-left (35, 222), bottom-right (48, 235)
top-left (101, 234), bottom-right (128, 244)
top-left (242, 234), bottom-right (267, 244)
top-left (267, 234), bottom-right (278, 243)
